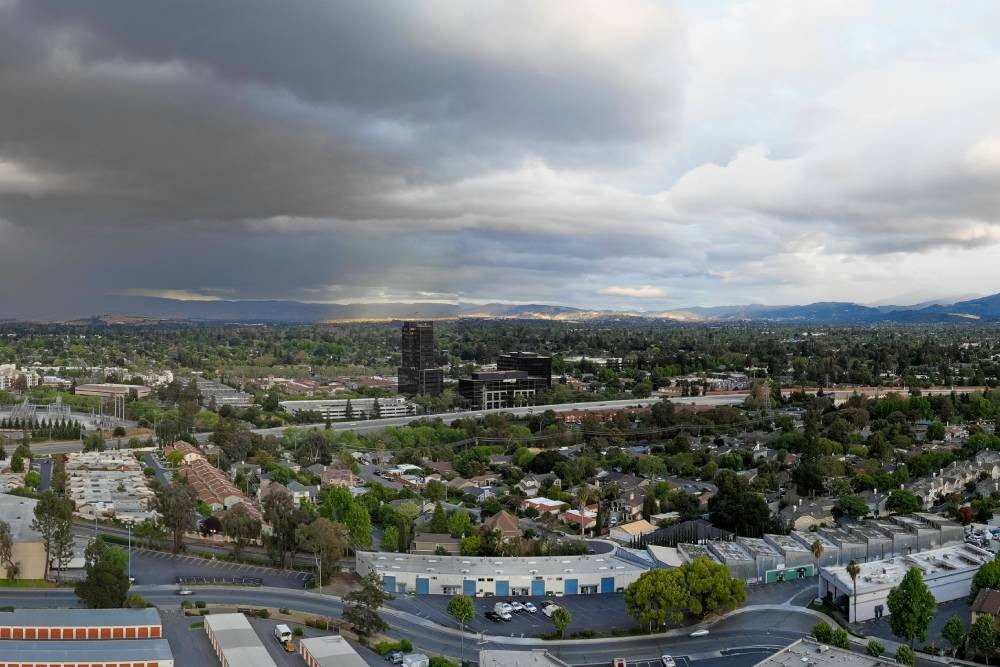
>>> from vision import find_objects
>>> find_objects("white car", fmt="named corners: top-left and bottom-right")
top-left (176, 589), bottom-right (194, 596)
top-left (523, 602), bottom-right (537, 614)
top-left (498, 610), bottom-right (512, 621)
top-left (662, 656), bottom-right (676, 667)
top-left (689, 628), bottom-right (709, 637)
top-left (510, 602), bottom-right (525, 613)
top-left (499, 602), bottom-right (514, 615)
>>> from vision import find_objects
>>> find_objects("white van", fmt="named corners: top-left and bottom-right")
top-left (273, 624), bottom-right (292, 644)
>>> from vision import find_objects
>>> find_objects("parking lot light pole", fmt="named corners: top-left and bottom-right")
top-left (127, 523), bottom-right (132, 581)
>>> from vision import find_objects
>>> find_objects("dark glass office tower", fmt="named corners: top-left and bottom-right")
top-left (497, 352), bottom-right (553, 388)
top-left (398, 321), bottom-right (443, 395)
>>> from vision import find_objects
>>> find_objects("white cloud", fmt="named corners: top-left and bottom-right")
top-left (598, 285), bottom-right (668, 299)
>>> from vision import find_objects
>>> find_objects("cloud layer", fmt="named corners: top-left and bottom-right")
top-left (1, 0), bottom-right (1000, 317)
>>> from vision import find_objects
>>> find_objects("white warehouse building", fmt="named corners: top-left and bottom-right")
top-left (356, 550), bottom-right (647, 597)
top-left (818, 543), bottom-right (992, 622)
top-left (280, 397), bottom-right (414, 420)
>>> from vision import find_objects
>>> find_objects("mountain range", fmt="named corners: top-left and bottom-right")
top-left (46, 291), bottom-right (1000, 325)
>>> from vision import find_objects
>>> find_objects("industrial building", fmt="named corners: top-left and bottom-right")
top-left (497, 352), bottom-right (553, 388)
top-left (818, 543), bottom-right (992, 622)
top-left (0, 608), bottom-right (163, 639)
top-left (356, 550), bottom-right (646, 596)
top-left (279, 396), bottom-right (415, 420)
top-left (0, 494), bottom-right (46, 580)
top-left (299, 635), bottom-right (368, 667)
top-left (398, 321), bottom-right (443, 396)
top-left (203, 613), bottom-right (277, 667)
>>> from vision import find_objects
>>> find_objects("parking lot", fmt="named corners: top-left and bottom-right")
top-left (390, 593), bottom-right (638, 637)
top-left (130, 548), bottom-right (313, 588)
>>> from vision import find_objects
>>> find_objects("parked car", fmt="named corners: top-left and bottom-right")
top-left (510, 602), bottom-right (525, 613)
top-left (662, 656), bottom-right (676, 667)
top-left (386, 650), bottom-right (404, 664)
top-left (542, 604), bottom-right (561, 618)
top-left (523, 602), bottom-right (538, 614)
top-left (690, 628), bottom-right (709, 637)
top-left (485, 611), bottom-right (503, 622)
top-left (499, 609), bottom-right (512, 621)
top-left (613, 659), bottom-right (626, 667)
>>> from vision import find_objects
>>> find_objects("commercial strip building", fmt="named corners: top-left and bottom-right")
top-left (356, 550), bottom-right (647, 596)
top-left (203, 613), bottom-right (277, 667)
top-left (754, 639), bottom-right (898, 667)
top-left (0, 494), bottom-right (45, 580)
top-left (818, 543), bottom-right (992, 622)
top-left (299, 635), bottom-right (368, 667)
top-left (74, 383), bottom-right (152, 399)
top-left (279, 396), bottom-right (415, 420)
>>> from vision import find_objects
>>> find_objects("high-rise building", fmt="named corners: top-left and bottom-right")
top-left (497, 352), bottom-right (553, 388)
top-left (458, 370), bottom-right (546, 410)
top-left (397, 321), bottom-right (443, 396)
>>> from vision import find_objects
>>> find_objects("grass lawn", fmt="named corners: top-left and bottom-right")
top-left (0, 579), bottom-right (57, 588)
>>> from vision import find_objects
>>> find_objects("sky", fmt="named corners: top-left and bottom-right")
top-left (2, 0), bottom-right (1000, 318)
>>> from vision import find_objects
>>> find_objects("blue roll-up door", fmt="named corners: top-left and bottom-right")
top-left (600, 576), bottom-right (614, 593)
top-left (463, 579), bottom-right (476, 596)
top-left (416, 577), bottom-right (429, 595)
top-left (383, 575), bottom-right (396, 593)
top-left (564, 579), bottom-right (578, 595)
top-left (531, 580), bottom-right (545, 596)
top-left (495, 580), bottom-right (509, 597)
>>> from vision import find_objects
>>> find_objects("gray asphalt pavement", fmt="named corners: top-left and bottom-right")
top-left (144, 451), bottom-right (174, 486)
top-left (129, 547), bottom-right (313, 588)
top-left (35, 457), bottom-right (52, 492)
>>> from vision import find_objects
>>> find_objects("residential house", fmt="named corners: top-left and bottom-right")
top-left (412, 533), bottom-right (462, 555)
top-left (560, 505), bottom-right (598, 535)
top-left (521, 497), bottom-right (565, 515)
top-left (447, 477), bottom-right (476, 492)
top-left (610, 519), bottom-right (658, 544)
top-left (972, 589), bottom-right (1000, 630)
top-left (482, 510), bottom-right (521, 540)
top-left (322, 468), bottom-right (355, 488)
top-left (778, 497), bottom-right (836, 531)
top-left (163, 441), bottom-right (204, 464)
top-left (466, 486), bottom-right (494, 502)
top-left (287, 481), bottom-right (320, 507)
top-left (470, 473), bottom-right (501, 488)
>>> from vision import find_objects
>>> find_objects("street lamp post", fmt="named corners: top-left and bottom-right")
top-left (127, 523), bottom-right (132, 582)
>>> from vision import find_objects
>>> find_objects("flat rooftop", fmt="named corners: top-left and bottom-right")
top-left (764, 534), bottom-right (810, 553)
top-left (710, 540), bottom-right (754, 562)
top-left (299, 635), bottom-right (367, 667)
top-left (0, 494), bottom-right (41, 542)
top-left (0, 639), bottom-right (172, 661)
top-left (754, 639), bottom-right (897, 667)
top-left (0, 608), bottom-right (161, 627)
top-left (479, 649), bottom-right (570, 667)
top-left (737, 537), bottom-right (783, 558)
top-left (358, 551), bottom-right (646, 577)
top-left (823, 544), bottom-right (991, 593)
top-left (204, 613), bottom-right (277, 667)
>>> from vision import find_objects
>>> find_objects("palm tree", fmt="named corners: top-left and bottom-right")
top-left (810, 539), bottom-right (824, 577)
top-left (846, 560), bottom-right (861, 623)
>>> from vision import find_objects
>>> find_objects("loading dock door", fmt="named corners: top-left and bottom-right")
top-left (564, 579), bottom-right (578, 595)
top-left (416, 577), bottom-right (429, 594)
top-left (531, 580), bottom-right (545, 596)
top-left (495, 580), bottom-right (509, 597)
top-left (600, 577), bottom-right (614, 593)
top-left (463, 579), bottom-right (476, 596)
top-left (383, 575), bottom-right (396, 593)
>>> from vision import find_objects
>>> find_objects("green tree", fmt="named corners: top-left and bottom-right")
top-left (263, 489), bottom-right (303, 568)
top-left (460, 535), bottom-right (481, 556)
top-left (971, 615), bottom-right (998, 665)
top-left (296, 517), bottom-right (348, 585)
top-left (846, 560), bottom-right (861, 623)
top-left (381, 525), bottom-right (400, 552)
top-left (24, 470), bottom-right (41, 489)
top-left (344, 502), bottom-right (373, 549)
top-left (681, 556), bottom-right (747, 618)
top-left (974, 554), bottom-right (1000, 597)
top-left (942, 615), bottom-right (965, 658)
top-left (830, 628), bottom-right (849, 649)
top-left (551, 606), bottom-right (572, 638)
top-left (343, 572), bottom-right (393, 636)
top-left (74, 537), bottom-right (130, 608)
top-left (428, 503), bottom-right (449, 533)
top-left (220, 503), bottom-right (261, 560)
top-left (838, 495), bottom-right (869, 520)
top-left (156, 480), bottom-right (199, 554)
top-left (425, 479), bottom-right (447, 501)
top-left (813, 622), bottom-right (833, 644)
top-left (708, 470), bottom-right (772, 536)
top-left (32, 490), bottom-right (75, 581)
top-left (124, 594), bottom-right (147, 608)
top-left (895, 645), bottom-right (915, 667)
top-left (447, 510), bottom-right (473, 538)
top-left (865, 640), bottom-right (884, 658)
top-left (0, 521), bottom-right (16, 581)
top-left (887, 567), bottom-right (937, 647)
top-left (624, 568), bottom-right (688, 630)
top-left (886, 489), bottom-right (922, 515)
top-left (447, 595), bottom-right (475, 665)
top-left (133, 518), bottom-right (166, 549)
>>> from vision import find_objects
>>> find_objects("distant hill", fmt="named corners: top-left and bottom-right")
top-left (32, 291), bottom-right (1000, 324)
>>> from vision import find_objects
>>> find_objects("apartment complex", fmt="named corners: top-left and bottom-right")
top-left (397, 321), bottom-right (443, 396)
top-left (65, 451), bottom-right (157, 523)
top-left (181, 456), bottom-right (262, 522)
top-left (74, 383), bottom-right (152, 399)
